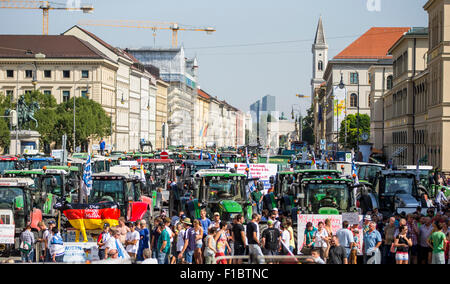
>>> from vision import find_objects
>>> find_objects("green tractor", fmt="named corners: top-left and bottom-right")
top-left (184, 171), bottom-right (253, 222)
top-left (298, 177), bottom-right (358, 215)
top-left (0, 178), bottom-right (42, 257)
top-left (270, 169), bottom-right (342, 216)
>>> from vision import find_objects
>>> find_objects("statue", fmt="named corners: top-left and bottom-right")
top-left (15, 95), bottom-right (39, 130)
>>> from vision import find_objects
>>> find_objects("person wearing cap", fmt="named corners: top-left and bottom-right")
top-left (363, 215), bottom-right (372, 234)
top-left (209, 212), bottom-right (221, 230)
top-left (178, 218), bottom-right (196, 264)
top-left (261, 219), bottom-right (281, 264)
top-left (125, 222), bottom-right (140, 260)
top-left (97, 223), bottom-right (111, 260)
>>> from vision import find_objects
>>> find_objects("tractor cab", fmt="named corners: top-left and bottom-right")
top-left (36, 166), bottom-right (81, 217)
top-left (373, 170), bottom-right (431, 216)
top-left (357, 162), bottom-right (385, 186)
top-left (0, 156), bottom-right (19, 176)
top-left (89, 173), bottom-right (151, 222)
top-left (19, 156), bottom-right (55, 171)
top-left (397, 165), bottom-right (435, 197)
top-left (274, 170), bottom-right (343, 217)
top-left (299, 178), bottom-right (356, 215)
top-left (290, 160), bottom-right (313, 171)
top-left (137, 159), bottom-right (175, 193)
top-left (185, 171), bottom-right (252, 221)
top-left (0, 178), bottom-right (41, 249)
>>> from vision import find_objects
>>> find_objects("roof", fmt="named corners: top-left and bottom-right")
top-left (0, 35), bottom-right (110, 60)
top-left (314, 16), bottom-right (326, 45)
top-left (334, 27), bottom-right (411, 60)
top-left (198, 89), bottom-right (211, 100)
top-left (71, 26), bottom-right (123, 57)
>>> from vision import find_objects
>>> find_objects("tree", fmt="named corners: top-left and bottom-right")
top-left (339, 114), bottom-right (370, 150)
top-left (0, 92), bottom-right (13, 152)
top-left (301, 107), bottom-right (315, 145)
top-left (55, 97), bottom-right (111, 152)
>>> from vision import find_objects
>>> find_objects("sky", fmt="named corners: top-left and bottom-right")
top-left (0, 0), bottom-right (428, 117)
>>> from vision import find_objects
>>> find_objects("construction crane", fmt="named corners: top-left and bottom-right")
top-left (0, 0), bottom-right (94, 35)
top-left (77, 19), bottom-right (216, 47)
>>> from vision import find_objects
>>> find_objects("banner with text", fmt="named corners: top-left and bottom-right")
top-left (227, 163), bottom-right (278, 191)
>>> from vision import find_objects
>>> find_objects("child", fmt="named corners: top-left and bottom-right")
top-left (350, 229), bottom-right (360, 264)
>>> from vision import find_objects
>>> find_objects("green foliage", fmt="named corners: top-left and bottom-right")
top-left (0, 92), bottom-right (13, 152)
top-left (55, 97), bottom-right (111, 151)
top-left (0, 91), bottom-right (111, 153)
top-left (339, 114), bottom-right (370, 150)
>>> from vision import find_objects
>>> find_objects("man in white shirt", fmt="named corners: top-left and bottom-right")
top-left (125, 222), bottom-right (140, 259)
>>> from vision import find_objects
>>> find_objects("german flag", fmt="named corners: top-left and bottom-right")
top-left (62, 202), bottom-right (120, 231)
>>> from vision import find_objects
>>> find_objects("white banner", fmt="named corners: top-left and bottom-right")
top-left (63, 242), bottom-right (99, 263)
top-left (227, 163), bottom-right (278, 191)
top-left (0, 224), bottom-right (15, 244)
top-left (333, 86), bottom-right (347, 132)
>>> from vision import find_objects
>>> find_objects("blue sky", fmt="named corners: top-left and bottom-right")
top-left (0, 0), bottom-right (428, 117)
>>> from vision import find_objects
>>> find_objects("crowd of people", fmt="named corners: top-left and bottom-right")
top-left (13, 188), bottom-right (449, 265)
top-left (302, 206), bottom-right (450, 265)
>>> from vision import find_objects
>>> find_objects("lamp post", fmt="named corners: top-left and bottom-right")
top-left (338, 68), bottom-right (360, 154)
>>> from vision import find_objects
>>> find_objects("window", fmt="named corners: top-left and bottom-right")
top-left (6, 90), bottom-right (14, 97)
top-left (43, 90), bottom-right (51, 96)
top-left (44, 70), bottom-right (51, 78)
top-left (62, 90), bottom-right (70, 102)
top-left (25, 70), bottom-right (33, 78)
top-left (350, 72), bottom-right (359, 84)
top-left (63, 70), bottom-right (70, 78)
top-left (81, 90), bottom-right (88, 98)
top-left (25, 90), bottom-right (32, 95)
top-left (81, 70), bottom-right (89, 79)
top-left (350, 93), bottom-right (358, 108)
top-left (318, 61), bottom-right (323, 71)
top-left (6, 70), bottom-right (14, 78)
top-left (387, 75), bottom-right (393, 90)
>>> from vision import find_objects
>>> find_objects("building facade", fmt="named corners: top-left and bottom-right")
top-left (0, 34), bottom-right (118, 153)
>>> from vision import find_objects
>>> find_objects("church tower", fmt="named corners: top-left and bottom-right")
top-left (311, 16), bottom-right (328, 104)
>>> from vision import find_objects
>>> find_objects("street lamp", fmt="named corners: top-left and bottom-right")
top-left (337, 68), bottom-right (360, 154)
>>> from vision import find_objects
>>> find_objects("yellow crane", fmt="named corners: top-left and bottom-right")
top-left (0, 0), bottom-right (94, 35)
top-left (77, 19), bottom-right (216, 47)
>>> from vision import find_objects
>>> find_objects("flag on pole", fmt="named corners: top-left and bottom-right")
top-left (245, 147), bottom-right (256, 193)
top-left (199, 150), bottom-right (203, 160)
top-left (82, 152), bottom-right (93, 197)
top-left (311, 151), bottom-right (317, 170)
top-left (139, 154), bottom-right (146, 185)
top-left (351, 150), bottom-right (359, 186)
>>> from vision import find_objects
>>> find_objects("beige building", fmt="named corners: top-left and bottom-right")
top-left (383, 28), bottom-right (429, 165)
top-left (0, 35), bottom-right (118, 152)
top-left (195, 89), bottom-right (211, 148)
top-left (155, 78), bottom-right (169, 151)
top-left (422, 0), bottom-right (450, 171)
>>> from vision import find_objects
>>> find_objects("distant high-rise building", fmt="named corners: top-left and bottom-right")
top-left (261, 95), bottom-right (276, 112)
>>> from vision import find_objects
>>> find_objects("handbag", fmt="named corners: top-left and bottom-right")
top-left (390, 243), bottom-right (397, 254)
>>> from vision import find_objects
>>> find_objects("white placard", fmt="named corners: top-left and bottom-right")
top-left (0, 224), bottom-right (15, 244)
top-left (63, 242), bottom-right (99, 263)
top-left (226, 163), bottom-right (278, 191)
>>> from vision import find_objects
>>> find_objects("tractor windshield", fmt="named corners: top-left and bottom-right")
top-left (0, 161), bottom-right (16, 174)
top-left (0, 187), bottom-right (24, 210)
top-left (208, 179), bottom-right (241, 201)
top-left (41, 176), bottom-right (63, 196)
top-left (305, 183), bottom-right (350, 212)
top-left (384, 177), bottom-right (415, 196)
top-left (29, 160), bottom-right (52, 170)
top-left (90, 179), bottom-right (125, 204)
top-left (358, 165), bottom-right (383, 183)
